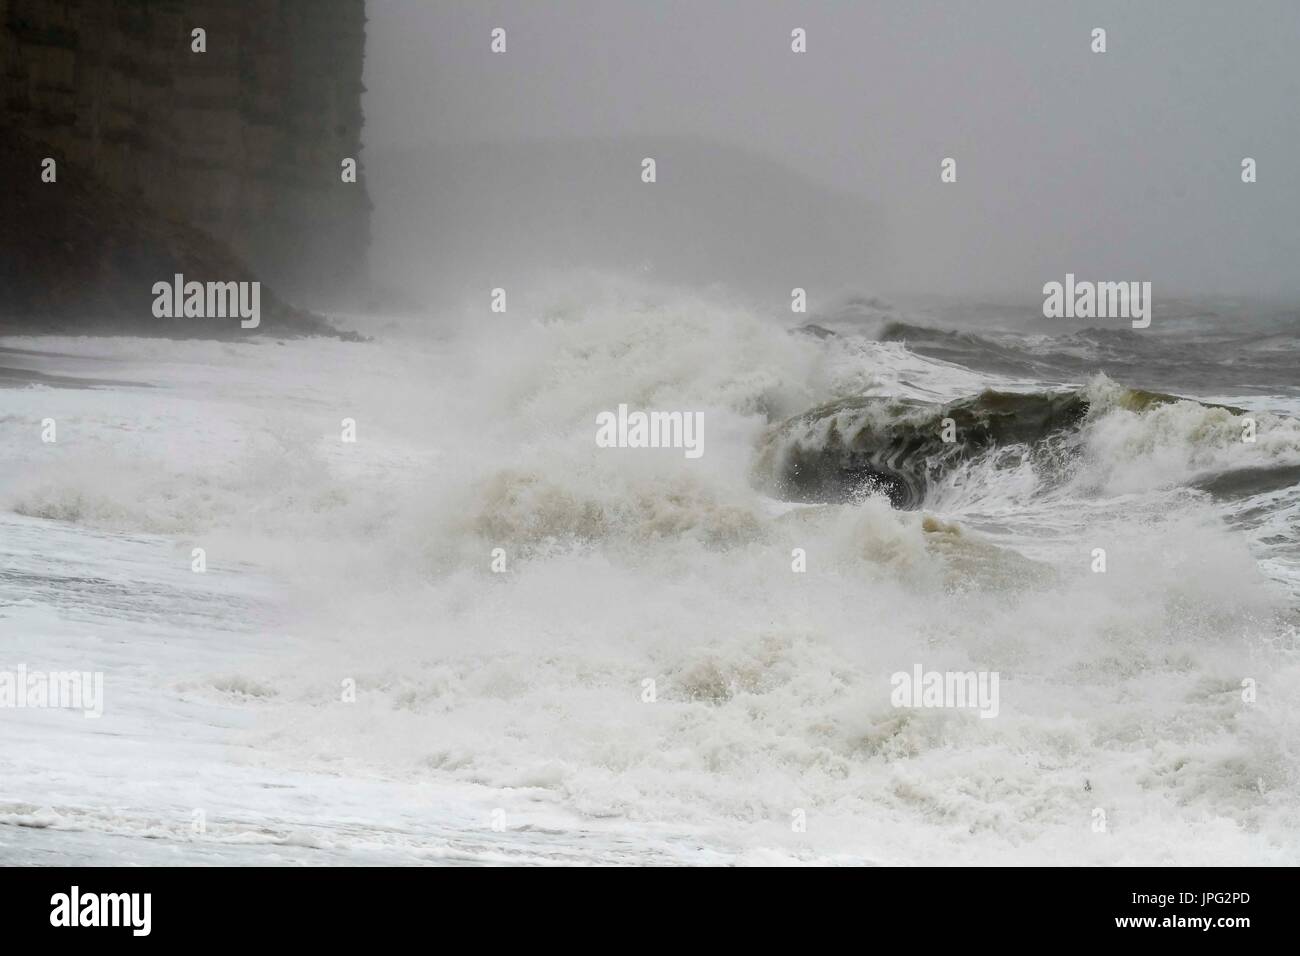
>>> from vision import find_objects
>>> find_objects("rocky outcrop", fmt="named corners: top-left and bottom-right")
top-left (0, 0), bottom-right (370, 336)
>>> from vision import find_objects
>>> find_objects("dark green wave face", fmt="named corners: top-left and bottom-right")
top-left (759, 385), bottom-right (1250, 508)
top-left (1191, 461), bottom-right (1300, 499)
top-left (758, 387), bottom-right (1196, 509)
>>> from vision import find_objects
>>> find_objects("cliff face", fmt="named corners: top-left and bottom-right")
top-left (0, 0), bottom-right (370, 334)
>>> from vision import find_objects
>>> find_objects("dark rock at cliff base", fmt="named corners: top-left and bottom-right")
top-left (1, 126), bottom-right (354, 339)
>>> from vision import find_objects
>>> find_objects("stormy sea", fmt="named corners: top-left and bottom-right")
top-left (3, 279), bottom-right (1297, 865)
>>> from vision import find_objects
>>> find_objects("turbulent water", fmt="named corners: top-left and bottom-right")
top-left (2, 278), bottom-right (1299, 865)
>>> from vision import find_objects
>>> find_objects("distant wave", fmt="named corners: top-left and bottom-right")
top-left (868, 317), bottom-right (1300, 395)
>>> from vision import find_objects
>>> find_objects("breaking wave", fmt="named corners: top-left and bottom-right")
top-left (4, 275), bottom-right (1299, 863)
top-left (760, 374), bottom-right (1300, 511)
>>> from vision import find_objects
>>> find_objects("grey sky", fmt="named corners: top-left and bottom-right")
top-left (364, 0), bottom-right (1300, 299)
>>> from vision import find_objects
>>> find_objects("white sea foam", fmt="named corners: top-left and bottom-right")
top-left (2, 275), bottom-right (1297, 864)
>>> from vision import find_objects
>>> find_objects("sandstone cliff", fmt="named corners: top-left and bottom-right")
top-left (0, 0), bottom-right (370, 336)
